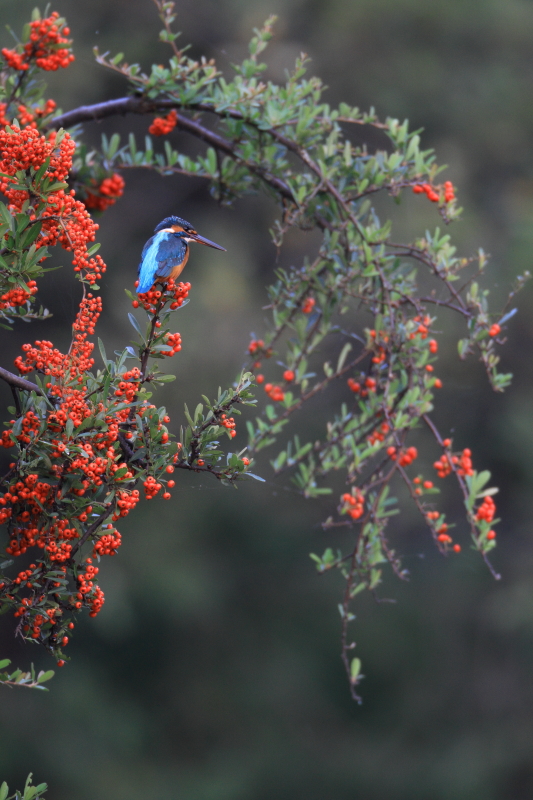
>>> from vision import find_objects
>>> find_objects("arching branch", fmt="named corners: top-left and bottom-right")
top-left (48, 97), bottom-right (296, 202)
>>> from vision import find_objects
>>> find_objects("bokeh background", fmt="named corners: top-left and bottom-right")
top-left (2, 0), bottom-right (533, 798)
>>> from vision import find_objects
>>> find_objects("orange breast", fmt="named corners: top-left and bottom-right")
top-left (155, 248), bottom-right (190, 286)
top-left (168, 247), bottom-right (190, 281)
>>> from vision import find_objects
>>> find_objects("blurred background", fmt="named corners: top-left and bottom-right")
top-left (2, 0), bottom-right (533, 798)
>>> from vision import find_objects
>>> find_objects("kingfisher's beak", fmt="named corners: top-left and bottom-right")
top-left (187, 232), bottom-right (226, 251)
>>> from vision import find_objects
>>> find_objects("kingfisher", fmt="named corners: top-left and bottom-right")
top-left (137, 215), bottom-right (226, 294)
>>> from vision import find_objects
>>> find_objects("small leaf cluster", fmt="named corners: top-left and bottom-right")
top-left (0, 657), bottom-right (53, 690)
top-left (180, 372), bottom-right (257, 485)
top-left (0, 775), bottom-right (47, 800)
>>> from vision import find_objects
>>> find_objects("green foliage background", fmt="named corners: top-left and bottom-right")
top-left (2, 0), bottom-right (533, 798)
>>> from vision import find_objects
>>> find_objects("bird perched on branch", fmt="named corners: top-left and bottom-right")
top-left (137, 215), bottom-right (226, 294)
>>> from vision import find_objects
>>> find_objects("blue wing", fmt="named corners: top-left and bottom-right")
top-left (137, 231), bottom-right (187, 293)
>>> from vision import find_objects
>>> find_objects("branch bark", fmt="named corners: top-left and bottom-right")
top-left (0, 366), bottom-right (42, 395)
top-left (48, 97), bottom-right (295, 202)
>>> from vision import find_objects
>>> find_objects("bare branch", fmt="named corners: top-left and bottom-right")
top-left (0, 366), bottom-right (42, 395)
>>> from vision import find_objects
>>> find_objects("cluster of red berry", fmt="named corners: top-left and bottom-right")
top-left (148, 110), bottom-right (178, 136)
top-left (0, 124), bottom-right (106, 286)
top-left (368, 328), bottom-right (389, 365)
top-left (0, 126), bottom-right (74, 198)
top-left (6, 99), bottom-right (58, 129)
top-left (341, 491), bottom-right (365, 520)
top-left (406, 317), bottom-right (443, 388)
top-left (133, 279), bottom-right (191, 313)
top-left (347, 376), bottom-right (376, 395)
top-left (264, 383), bottom-right (285, 402)
top-left (143, 476), bottom-right (163, 499)
top-left (0, 281), bottom-right (37, 310)
top-left (433, 443), bottom-right (474, 479)
top-left (408, 315), bottom-right (431, 340)
top-left (2, 12), bottom-right (74, 72)
top-left (114, 368), bottom-right (141, 402)
top-left (412, 476), bottom-right (434, 495)
top-left (46, 187), bottom-right (106, 284)
top-left (15, 294), bottom-right (102, 379)
top-left (114, 489), bottom-right (141, 519)
top-left (412, 180), bottom-right (455, 203)
top-left (93, 526), bottom-right (122, 557)
top-left (84, 173), bottom-right (125, 211)
top-left (248, 338), bottom-right (265, 355)
top-left (367, 422), bottom-right (390, 446)
top-left (0, 278), bottom-right (178, 654)
top-left (219, 414), bottom-right (237, 438)
top-left (247, 340), bottom-right (275, 387)
top-left (476, 495), bottom-right (496, 523)
top-left (164, 332), bottom-right (182, 356)
top-left (387, 445), bottom-right (418, 467)
top-left (424, 511), bottom-right (460, 552)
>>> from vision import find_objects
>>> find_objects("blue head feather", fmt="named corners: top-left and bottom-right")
top-left (154, 215), bottom-right (195, 233)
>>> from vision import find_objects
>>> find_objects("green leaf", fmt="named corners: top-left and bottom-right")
top-left (107, 132), bottom-right (121, 158)
top-left (0, 783), bottom-right (8, 800)
top-left (128, 312), bottom-right (143, 337)
top-left (45, 181), bottom-right (69, 193)
top-left (32, 156), bottom-right (51, 185)
top-left (98, 337), bottom-right (108, 365)
top-left (350, 658), bottom-right (361, 683)
top-left (336, 342), bottom-right (352, 373)
top-left (0, 202), bottom-right (14, 231)
top-left (37, 670), bottom-right (54, 684)
top-left (245, 472), bottom-right (265, 482)
top-left (19, 221), bottom-right (42, 250)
